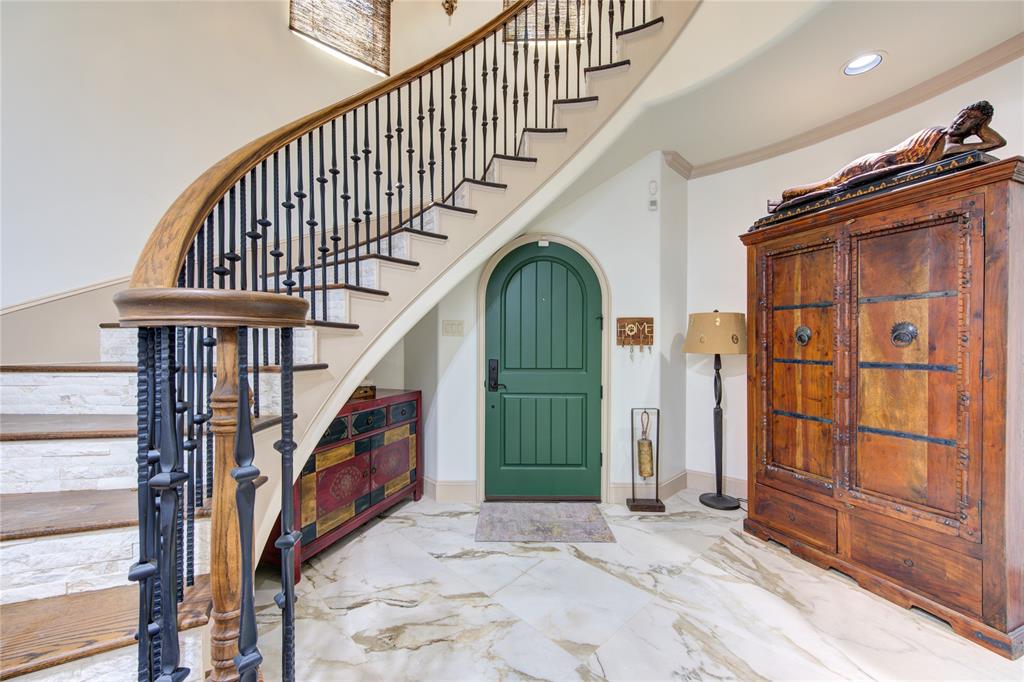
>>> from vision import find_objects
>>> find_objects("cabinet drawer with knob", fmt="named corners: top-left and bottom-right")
top-left (351, 407), bottom-right (386, 435)
top-left (753, 484), bottom-right (837, 553)
top-left (848, 516), bottom-right (981, 616)
top-left (389, 400), bottom-right (417, 424)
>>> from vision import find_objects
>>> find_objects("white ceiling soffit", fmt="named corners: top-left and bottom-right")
top-left (560, 0), bottom-right (1023, 203)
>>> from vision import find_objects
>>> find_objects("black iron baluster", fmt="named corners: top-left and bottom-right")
top-left (407, 82), bottom-right (414, 223)
top-left (272, 152), bottom-right (283, 364)
top-left (450, 59), bottom-right (457, 197)
top-left (318, 127), bottom-right (329, 319)
top-left (362, 106), bottom-right (371, 256)
top-left (502, 26), bottom-right (509, 155)
top-left (129, 328), bottom-right (158, 682)
top-left (513, 15), bottom-right (520, 155)
top-left (152, 326), bottom-right (189, 682)
top-left (417, 77), bottom-right (425, 231)
top-left (533, 1), bottom-right (540, 127)
top-left (460, 53), bottom-right (467, 185)
top-left (596, 0), bottom-right (602, 66)
top-left (227, 188), bottom-right (238, 289)
top-left (619, 0), bottom-right (625, 31)
top-left (239, 178), bottom-right (247, 293)
top-left (184, 265), bottom-right (196, 589)
top-left (587, 0), bottom-right (594, 68)
top-left (576, 0), bottom-right (582, 96)
top-left (296, 138), bottom-right (307, 307)
top-left (630, 0), bottom-right (634, 26)
top-left (396, 88), bottom-right (404, 234)
top-left (204, 226), bottom-right (216, 498)
top-left (608, 0), bottom-right (614, 62)
top-left (439, 66), bottom-right (446, 205)
top-left (341, 114), bottom-right (352, 285)
top-left (472, 43), bottom-right (479, 181)
top-left (492, 32), bottom-right (500, 160)
top-left (385, 93), bottom-right (394, 260)
top-left (215, 199), bottom-right (228, 287)
top-left (373, 100), bottom-right (382, 256)
top-left (231, 327), bottom-right (262, 682)
top-left (305, 131), bottom-right (317, 321)
top-left (259, 163), bottom-right (270, 367)
top-left (329, 121), bottom-right (341, 285)
top-left (193, 229), bottom-right (206, 509)
top-left (283, 146), bottom-right (296, 295)
top-left (566, 0), bottom-right (573, 99)
top-left (248, 168), bottom-right (261, 413)
top-left (350, 111), bottom-right (361, 285)
top-left (477, 40), bottom-right (485, 179)
top-left (428, 72), bottom-right (436, 205)
top-left (273, 327), bottom-right (299, 682)
top-left (173, 321), bottom-right (185, 604)
top-left (553, 0), bottom-right (560, 121)
top-left (544, 0), bottom-right (550, 128)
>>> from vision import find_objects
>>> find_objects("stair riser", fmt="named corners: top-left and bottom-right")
top-left (14, 629), bottom-right (205, 682)
top-left (294, 288), bottom-right (348, 325)
top-left (100, 327), bottom-right (318, 364)
top-left (269, 259), bottom-right (379, 291)
top-left (0, 372), bottom-right (285, 415)
top-left (0, 438), bottom-right (136, 495)
top-left (518, 131), bottom-right (568, 157)
top-left (0, 520), bottom-right (209, 605)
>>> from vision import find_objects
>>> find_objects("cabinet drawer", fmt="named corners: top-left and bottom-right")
top-left (351, 407), bottom-right (386, 434)
top-left (389, 400), bottom-right (417, 424)
top-left (316, 415), bottom-right (348, 448)
top-left (753, 484), bottom-right (837, 553)
top-left (849, 517), bottom-right (981, 616)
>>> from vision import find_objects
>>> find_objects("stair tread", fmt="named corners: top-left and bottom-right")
top-left (522, 127), bottom-right (568, 133)
top-left (0, 489), bottom-right (213, 542)
top-left (584, 59), bottom-right (630, 73)
top-left (0, 361), bottom-right (327, 374)
top-left (0, 413), bottom-right (286, 442)
top-left (553, 96), bottom-right (599, 105)
top-left (615, 16), bottom-right (664, 37)
top-left (491, 153), bottom-right (538, 163)
top-left (0, 574), bottom-right (210, 679)
top-left (293, 282), bottom-right (389, 296)
top-left (307, 320), bottom-right (360, 330)
top-left (265, 253), bottom-right (420, 280)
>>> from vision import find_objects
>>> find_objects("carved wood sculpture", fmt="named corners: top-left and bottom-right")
top-left (769, 101), bottom-right (1007, 213)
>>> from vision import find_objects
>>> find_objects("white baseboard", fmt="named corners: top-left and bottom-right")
top-left (607, 470), bottom-right (688, 504)
top-left (423, 477), bottom-right (479, 504)
top-left (684, 470), bottom-right (748, 500)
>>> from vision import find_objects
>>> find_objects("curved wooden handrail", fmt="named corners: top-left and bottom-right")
top-left (129, 0), bottom-right (534, 291)
top-left (115, 288), bottom-right (309, 328)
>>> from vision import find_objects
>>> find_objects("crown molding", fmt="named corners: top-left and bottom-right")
top-left (689, 33), bottom-right (1024, 179)
top-left (662, 150), bottom-right (693, 179)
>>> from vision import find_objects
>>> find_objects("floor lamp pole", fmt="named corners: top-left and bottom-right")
top-left (700, 353), bottom-right (739, 510)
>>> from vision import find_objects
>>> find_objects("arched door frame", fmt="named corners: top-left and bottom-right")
top-left (476, 234), bottom-right (611, 503)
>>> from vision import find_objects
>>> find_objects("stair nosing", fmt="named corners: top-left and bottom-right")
top-left (615, 16), bottom-right (664, 38)
top-left (0, 362), bottom-right (327, 374)
top-left (584, 59), bottom-right (631, 74)
top-left (0, 413), bottom-right (289, 442)
top-left (553, 96), bottom-right (599, 106)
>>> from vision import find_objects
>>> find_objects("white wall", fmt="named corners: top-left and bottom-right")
top-left (0, 0), bottom-right (502, 308)
top-left (405, 151), bottom-right (690, 490)
top-left (685, 58), bottom-right (1024, 486)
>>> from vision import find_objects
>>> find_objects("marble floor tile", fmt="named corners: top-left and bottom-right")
top-left (254, 491), bottom-right (1023, 681)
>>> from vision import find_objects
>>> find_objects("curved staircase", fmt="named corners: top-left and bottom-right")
top-left (0, 1), bottom-right (697, 679)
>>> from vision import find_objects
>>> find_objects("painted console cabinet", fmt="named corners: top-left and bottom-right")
top-left (264, 389), bottom-right (422, 579)
top-left (740, 158), bottom-right (1023, 659)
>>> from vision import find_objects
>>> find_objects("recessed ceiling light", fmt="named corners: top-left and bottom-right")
top-left (843, 52), bottom-right (883, 76)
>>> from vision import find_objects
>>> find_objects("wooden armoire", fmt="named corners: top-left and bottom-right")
top-left (740, 157), bottom-right (1023, 659)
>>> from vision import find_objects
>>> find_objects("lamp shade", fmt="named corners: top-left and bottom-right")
top-left (682, 311), bottom-right (747, 355)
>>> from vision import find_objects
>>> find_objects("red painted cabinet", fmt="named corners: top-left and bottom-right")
top-left (263, 389), bottom-right (422, 578)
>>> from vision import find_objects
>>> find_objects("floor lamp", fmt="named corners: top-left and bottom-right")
top-left (682, 310), bottom-right (747, 510)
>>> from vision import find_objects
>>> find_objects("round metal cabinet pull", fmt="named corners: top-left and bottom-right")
top-left (903, 558), bottom-right (915, 568)
top-left (787, 512), bottom-right (797, 523)
top-left (794, 326), bottom-right (812, 346)
top-left (890, 321), bottom-right (919, 347)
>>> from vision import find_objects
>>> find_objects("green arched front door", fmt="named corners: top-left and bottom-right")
top-left (484, 242), bottom-right (602, 499)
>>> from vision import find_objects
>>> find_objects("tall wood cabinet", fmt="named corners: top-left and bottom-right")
top-left (740, 158), bottom-right (1023, 659)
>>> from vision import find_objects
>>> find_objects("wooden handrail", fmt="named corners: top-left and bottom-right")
top-left (128, 0), bottom-right (534, 291)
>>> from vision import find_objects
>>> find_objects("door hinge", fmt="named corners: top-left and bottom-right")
top-left (600, 451), bottom-right (603, 466)
top-left (600, 385), bottom-right (603, 399)
top-left (597, 314), bottom-right (604, 330)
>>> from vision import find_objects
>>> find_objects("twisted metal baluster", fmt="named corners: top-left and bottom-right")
top-left (417, 76), bottom-right (425, 231)
top-left (565, 0), bottom-right (572, 99)
top-left (129, 327), bottom-right (158, 681)
top-left (553, 0), bottom-right (560, 121)
top-left (232, 327), bottom-right (262, 682)
top-left (318, 127), bottom-right (329, 317)
top-left (513, 15), bottom-right (520, 154)
top-left (396, 89), bottom-right (404, 233)
top-left (502, 26), bottom-right (509, 155)
top-left (296, 138), bottom-right (307, 310)
top-left (273, 328), bottom-right (299, 682)
top-left (341, 114), bottom-right (352, 285)
top-left (533, 1), bottom-right (539, 127)
top-left (362, 106), bottom-right (372, 255)
top-left (259, 163), bottom-right (271, 366)
top-left (596, 0), bottom-right (602, 67)
top-left (373, 100), bottom-right (382, 256)
top-left (492, 32), bottom-right (500, 160)
top-left (272, 152), bottom-right (283, 364)
top-left (350, 112), bottom-right (361, 283)
top-left (587, 0), bottom-right (594, 69)
top-left (173, 321), bottom-right (185, 603)
top-left (152, 326), bottom-right (189, 682)
top-left (576, 0), bottom-right (582, 96)
top-left (450, 58), bottom-right (457, 196)
top-left (385, 94), bottom-right (394, 259)
top-left (607, 0), bottom-right (614, 62)
top-left (460, 53), bottom-right (467, 185)
top-left (439, 66), bottom-right (446, 204)
top-left (428, 72), bottom-right (436, 205)
top-left (472, 44), bottom-right (479, 181)
top-left (407, 83), bottom-right (415, 222)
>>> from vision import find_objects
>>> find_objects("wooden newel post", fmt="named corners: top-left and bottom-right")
top-left (209, 326), bottom-right (245, 682)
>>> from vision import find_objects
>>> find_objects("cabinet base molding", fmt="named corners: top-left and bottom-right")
top-left (744, 518), bottom-right (1024, 660)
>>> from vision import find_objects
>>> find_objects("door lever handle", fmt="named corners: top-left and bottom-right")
top-left (487, 359), bottom-right (507, 392)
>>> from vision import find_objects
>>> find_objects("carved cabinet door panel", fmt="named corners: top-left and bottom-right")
top-left (756, 239), bottom-right (838, 497)
top-left (840, 203), bottom-right (984, 542)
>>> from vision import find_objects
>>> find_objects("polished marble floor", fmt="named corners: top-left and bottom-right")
top-left (255, 490), bottom-right (1023, 681)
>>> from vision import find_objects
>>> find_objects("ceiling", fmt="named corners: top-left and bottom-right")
top-left (564, 0), bottom-right (1023, 199)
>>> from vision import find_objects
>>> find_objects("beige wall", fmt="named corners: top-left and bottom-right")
top-left (684, 58), bottom-right (1024, 486)
top-left (0, 0), bottom-right (504, 310)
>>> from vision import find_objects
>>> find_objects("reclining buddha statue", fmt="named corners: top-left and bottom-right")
top-left (769, 101), bottom-right (1006, 213)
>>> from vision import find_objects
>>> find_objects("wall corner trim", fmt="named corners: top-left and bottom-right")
top-left (662, 151), bottom-right (693, 179)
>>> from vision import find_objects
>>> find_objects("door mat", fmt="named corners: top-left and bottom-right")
top-left (474, 502), bottom-right (616, 542)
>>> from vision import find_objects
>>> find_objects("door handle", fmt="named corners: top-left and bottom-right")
top-left (488, 359), bottom-right (507, 392)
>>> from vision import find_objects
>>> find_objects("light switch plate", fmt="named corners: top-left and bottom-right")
top-left (442, 320), bottom-right (465, 337)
